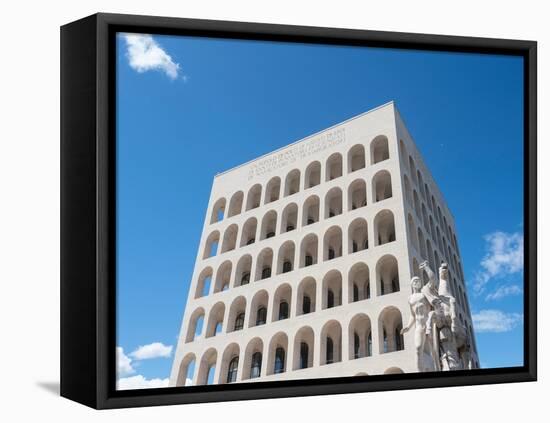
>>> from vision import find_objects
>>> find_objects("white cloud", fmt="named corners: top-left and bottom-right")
top-left (123, 34), bottom-right (181, 80)
top-left (472, 309), bottom-right (523, 333)
top-left (116, 347), bottom-right (135, 377)
top-left (185, 378), bottom-right (193, 386)
top-left (474, 231), bottom-right (523, 294)
top-left (117, 375), bottom-right (170, 390)
top-left (485, 284), bottom-right (523, 301)
top-left (130, 342), bottom-right (173, 360)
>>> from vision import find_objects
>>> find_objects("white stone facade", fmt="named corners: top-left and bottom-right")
top-left (169, 101), bottom-right (479, 387)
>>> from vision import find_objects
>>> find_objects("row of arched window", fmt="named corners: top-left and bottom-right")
top-left (188, 258), bottom-right (400, 343)
top-left (205, 173), bottom-right (394, 260)
top-left (178, 307), bottom-right (405, 386)
top-left (210, 135), bottom-right (391, 224)
top-left (399, 140), bottom-right (460, 260)
top-left (404, 177), bottom-right (463, 278)
top-left (196, 214), bottom-right (396, 298)
top-left (205, 209), bottom-right (396, 282)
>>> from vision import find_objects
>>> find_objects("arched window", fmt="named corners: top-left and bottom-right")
top-left (265, 177), bottom-right (281, 204)
top-left (302, 195), bottom-right (320, 226)
top-left (234, 254), bottom-right (252, 287)
top-left (374, 210), bottom-right (396, 245)
top-left (260, 210), bottom-right (277, 240)
top-left (323, 226), bottom-right (342, 261)
top-left (203, 231), bottom-right (220, 259)
top-left (234, 312), bottom-right (245, 331)
top-left (281, 203), bottom-right (298, 233)
top-left (277, 240), bottom-right (295, 275)
top-left (272, 284), bottom-right (292, 322)
top-left (227, 356), bottom-right (239, 383)
top-left (321, 320), bottom-right (342, 365)
top-left (300, 233), bottom-right (318, 268)
top-left (214, 260), bottom-right (232, 293)
top-left (322, 270), bottom-right (342, 309)
top-left (250, 352), bottom-right (262, 379)
top-left (348, 314), bottom-right (372, 359)
top-left (221, 224), bottom-right (238, 253)
top-left (293, 326), bottom-right (314, 370)
top-left (348, 144), bottom-right (366, 172)
top-left (195, 267), bottom-right (213, 299)
top-left (284, 169), bottom-right (301, 197)
top-left (299, 342), bottom-right (309, 369)
top-left (228, 296), bottom-right (246, 332)
top-left (267, 333), bottom-right (288, 376)
top-left (372, 170), bottom-right (392, 202)
top-left (376, 255), bottom-right (399, 296)
top-left (246, 184), bottom-right (262, 211)
top-left (206, 302), bottom-right (225, 338)
top-left (326, 153), bottom-right (343, 181)
top-left (227, 191), bottom-right (244, 217)
top-left (176, 353), bottom-right (196, 386)
top-left (256, 306), bottom-right (267, 326)
top-left (348, 217), bottom-right (368, 254)
top-left (348, 262), bottom-right (370, 302)
top-left (240, 217), bottom-right (257, 247)
top-left (185, 308), bottom-right (205, 343)
top-left (378, 306), bottom-right (404, 354)
top-left (371, 135), bottom-right (389, 164)
top-left (210, 198), bottom-right (226, 224)
top-left (304, 161), bottom-right (321, 189)
top-left (255, 248), bottom-right (273, 281)
top-left (297, 277), bottom-right (316, 316)
top-left (326, 337), bottom-right (334, 364)
top-left (249, 290), bottom-right (268, 328)
top-left (197, 348), bottom-right (217, 385)
top-left (324, 187), bottom-right (343, 218)
top-left (274, 347), bottom-right (286, 374)
top-left (348, 178), bottom-right (367, 211)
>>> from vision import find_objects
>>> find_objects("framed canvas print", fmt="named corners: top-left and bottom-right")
top-left (60, 12), bottom-right (537, 409)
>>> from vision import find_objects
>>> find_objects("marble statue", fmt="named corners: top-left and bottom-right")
top-left (401, 261), bottom-right (436, 372)
top-left (404, 261), bottom-right (473, 372)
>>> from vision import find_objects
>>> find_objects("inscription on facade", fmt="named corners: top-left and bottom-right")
top-left (247, 127), bottom-right (346, 180)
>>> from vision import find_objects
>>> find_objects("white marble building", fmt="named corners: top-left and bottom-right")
top-left (169, 101), bottom-right (479, 387)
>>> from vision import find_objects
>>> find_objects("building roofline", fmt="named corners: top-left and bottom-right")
top-left (214, 100), bottom-right (395, 177)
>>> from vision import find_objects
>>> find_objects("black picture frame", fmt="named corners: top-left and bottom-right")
top-left (60, 12), bottom-right (537, 409)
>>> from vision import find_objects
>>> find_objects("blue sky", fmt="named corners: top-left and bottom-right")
top-left (115, 33), bottom-right (524, 388)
